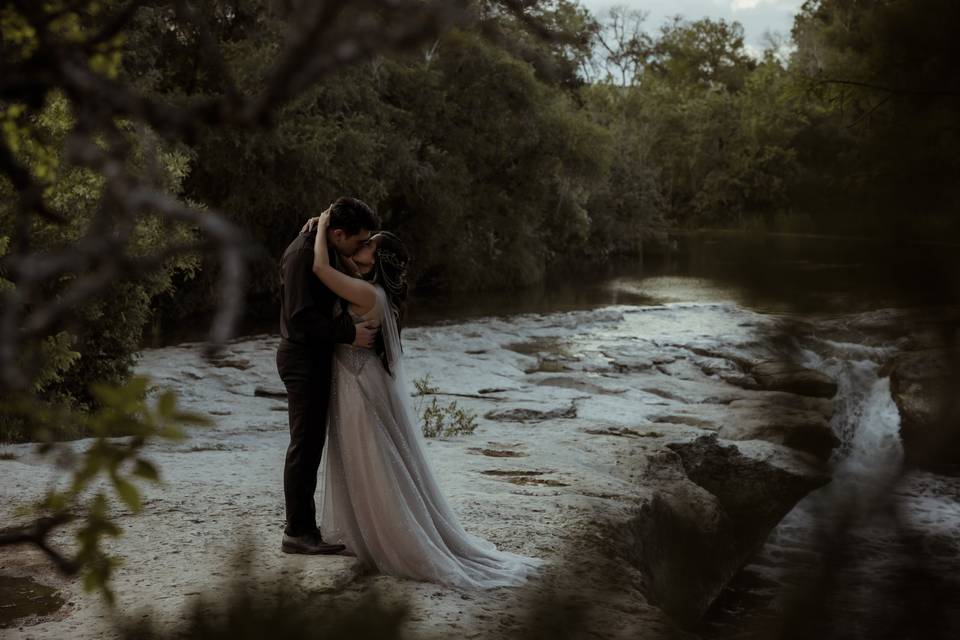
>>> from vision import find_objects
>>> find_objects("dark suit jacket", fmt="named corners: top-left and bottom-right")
top-left (279, 230), bottom-right (356, 362)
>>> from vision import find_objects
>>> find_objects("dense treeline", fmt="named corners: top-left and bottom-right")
top-left (789, 0), bottom-right (960, 235)
top-left (2, 0), bottom-right (958, 432)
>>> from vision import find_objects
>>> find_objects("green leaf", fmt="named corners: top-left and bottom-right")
top-left (111, 474), bottom-right (141, 512)
top-left (132, 458), bottom-right (159, 482)
top-left (82, 569), bottom-right (101, 593)
top-left (158, 424), bottom-right (186, 440)
top-left (42, 492), bottom-right (68, 512)
top-left (156, 391), bottom-right (176, 418)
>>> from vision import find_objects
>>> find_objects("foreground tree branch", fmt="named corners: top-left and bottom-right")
top-left (0, 514), bottom-right (79, 575)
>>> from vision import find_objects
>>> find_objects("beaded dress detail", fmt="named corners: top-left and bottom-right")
top-left (318, 286), bottom-right (543, 589)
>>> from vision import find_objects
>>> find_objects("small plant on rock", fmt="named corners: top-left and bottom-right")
top-left (413, 375), bottom-right (478, 438)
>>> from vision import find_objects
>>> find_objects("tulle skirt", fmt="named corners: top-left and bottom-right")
top-left (318, 344), bottom-right (543, 589)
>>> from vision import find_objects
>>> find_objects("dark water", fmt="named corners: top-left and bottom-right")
top-left (0, 575), bottom-right (64, 628)
top-left (408, 232), bottom-right (960, 324)
top-left (151, 232), bottom-right (960, 345)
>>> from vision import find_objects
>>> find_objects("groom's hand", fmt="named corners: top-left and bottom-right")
top-left (352, 322), bottom-right (377, 348)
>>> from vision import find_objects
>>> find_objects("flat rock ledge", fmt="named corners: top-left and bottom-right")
top-left (0, 305), bottom-right (837, 639)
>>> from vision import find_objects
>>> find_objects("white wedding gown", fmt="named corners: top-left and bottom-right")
top-left (318, 286), bottom-right (543, 589)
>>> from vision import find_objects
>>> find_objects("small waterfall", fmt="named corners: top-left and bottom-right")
top-left (804, 345), bottom-right (904, 503)
top-left (752, 344), bottom-right (905, 563)
top-left (699, 339), bottom-right (916, 638)
top-left (753, 344), bottom-right (906, 567)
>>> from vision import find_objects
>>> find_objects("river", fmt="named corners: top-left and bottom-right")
top-left (407, 231), bottom-right (960, 324)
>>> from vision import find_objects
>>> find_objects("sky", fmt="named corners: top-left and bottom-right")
top-left (578, 0), bottom-right (806, 56)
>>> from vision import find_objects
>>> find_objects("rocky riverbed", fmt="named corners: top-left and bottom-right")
top-left (1, 300), bottom-right (954, 638)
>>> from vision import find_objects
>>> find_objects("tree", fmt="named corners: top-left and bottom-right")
top-left (789, 0), bottom-right (960, 234)
top-left (651, 17), bottom-right (756, 93)
top-left (588, 5), bottom-right (652, 86)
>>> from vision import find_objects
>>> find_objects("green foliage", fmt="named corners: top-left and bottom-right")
top-left (412, 374), bottom-right (478, 438)
top-left (413, 373), bottom-right (440, 396)
top-left (0, 90), bottom-right (200, 422)
top-left (650, 17), bottom-right (756, 93)
top-left (2, 0), bottom-right (955, 614)
top-left (787, 0), bottom-right (960, 235)
top-left (116, 555), bottom-right (410, 640)
top-left (5, 376), bottom-right (211, 601)
top-left (131, 5), bottom-right (610, 328)
top-left (419, 397), bottom-right (478, 439)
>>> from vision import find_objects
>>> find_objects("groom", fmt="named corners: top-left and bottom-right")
top-left (276, 196), bottom-right (380, 554)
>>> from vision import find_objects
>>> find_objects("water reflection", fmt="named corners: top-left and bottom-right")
top-left (408, 232), bottom-right (960, 325)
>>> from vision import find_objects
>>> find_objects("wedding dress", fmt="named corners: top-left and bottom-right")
top-left (318, 286), bottom-right (543, 589)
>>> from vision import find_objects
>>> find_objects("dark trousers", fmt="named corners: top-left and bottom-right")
top-left (276, 340), bottom-right (333, 537)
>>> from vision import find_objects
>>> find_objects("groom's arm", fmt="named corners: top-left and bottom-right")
top-left (298, 306), bottom-right (356, 346)
top-left (284, 240), bottom-right (357, 347)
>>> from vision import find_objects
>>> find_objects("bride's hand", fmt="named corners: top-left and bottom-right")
top-left (300, 217), bottom-right (317, 233)
top-left (318, 208), bottom-right (331, 230)
top-left (300, 204), bottom-right (333, 233)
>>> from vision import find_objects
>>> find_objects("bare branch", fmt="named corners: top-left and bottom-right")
top-left (817, 78), bottom-right (960, 98)
top-left (0, 514), bottom-right (79, 575)
top-left (846, 93), bottom-right (894, 129)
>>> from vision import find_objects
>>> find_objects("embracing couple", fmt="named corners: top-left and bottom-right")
top-left (275, 197), bottom-right (542, 589)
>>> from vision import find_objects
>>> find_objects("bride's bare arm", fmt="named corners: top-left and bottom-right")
top-left (312, 211), bottom-right (377, 310)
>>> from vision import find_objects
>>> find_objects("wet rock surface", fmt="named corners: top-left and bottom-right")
top-left (697, 305), bottom-right (960, 638)
top-left (888, 347), bottom-right (960, 465)
top-left (0, 303), bottom-right (850, 639)
top-left (0, 576), bottom-right (65, 629)
top-left (749, 361), bottom-right (838, 398)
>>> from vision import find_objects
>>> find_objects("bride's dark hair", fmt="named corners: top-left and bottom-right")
top-left (369, 231), bottom-right (410, 374)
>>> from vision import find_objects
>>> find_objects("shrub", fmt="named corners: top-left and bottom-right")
top-left (412, 375), bottom-right (478, 438)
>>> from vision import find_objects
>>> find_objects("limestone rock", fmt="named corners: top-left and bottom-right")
top-left (749, 360), bottom-right (838, 398)
top-left (620, 435), bottom-right (828, 625)
top-left (888, 348), bottom-right (960, 465)
top-left (649, 396), bottom-right (839, 462)
top-left (484, 402), bottom-right (577, 422)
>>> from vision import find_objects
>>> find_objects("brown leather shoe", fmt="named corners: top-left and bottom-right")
top-left (281, 532), bottom-right (346, 555)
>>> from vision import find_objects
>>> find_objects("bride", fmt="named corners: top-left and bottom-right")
top-left (307, 209), bottom-right (543, 589)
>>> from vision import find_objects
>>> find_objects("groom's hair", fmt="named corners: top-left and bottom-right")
top-left (329, 197), bottom-right (379, 235)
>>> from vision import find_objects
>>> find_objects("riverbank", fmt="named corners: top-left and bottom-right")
top-left (699, 305), bottom-right (960, 638)
top-left (0, 300), bottom-right (846, 638)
